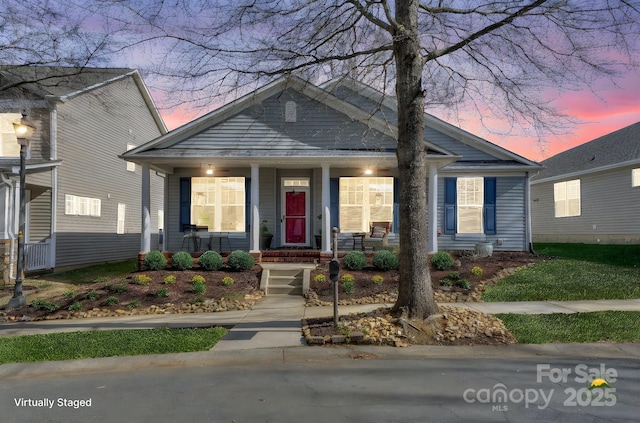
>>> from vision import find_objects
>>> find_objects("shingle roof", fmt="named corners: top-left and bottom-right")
top-left (0, 66), bottom-right (136, 98)
top-left (533, 121), bottom-right (640, 180)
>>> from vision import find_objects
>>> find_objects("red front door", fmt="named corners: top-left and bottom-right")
top-left (284, 191), bottom-right (306, 244)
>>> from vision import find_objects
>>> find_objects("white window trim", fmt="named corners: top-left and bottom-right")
top-left (632, 168), bottom-right (640, 187)
top-left (65, 194), bottom-right (102, 217)
top-left (191, 177), bottom-right (245, 232)
top-left (339, 177), bottom-right (393, 233)
top-left (126, 144), bottom-right (136, 172)
top-left (117, 203), bottom-right (126, 234)
top-left (457, 177), bottom-right (484, 234)
top-left (554, 179), bottom-right (581, 218)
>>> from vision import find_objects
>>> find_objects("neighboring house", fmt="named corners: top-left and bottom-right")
top-left (0, 66), bottom-right (166, 282)
top-left (123, 76), bottom-right (540, 259)
top-left (531, 122), bottom-right (640, 244)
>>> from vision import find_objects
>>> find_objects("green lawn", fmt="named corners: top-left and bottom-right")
top-left (497, 311), bottom-right (640, 344)
top-left (0, 327), bottom-right (228, 364)
top-left (482, 244), bottom-right (640, 302)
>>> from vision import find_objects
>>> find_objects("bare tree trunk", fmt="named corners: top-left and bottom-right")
top-left (391, 0), bottom-right (438, 319)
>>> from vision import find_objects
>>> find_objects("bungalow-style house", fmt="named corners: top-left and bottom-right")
top-left (0, 66), bottom-right (166, 282)
top-left (531, 121), bottom-right (640, 244)
top-left (123, 77), bottom-right (541, 260)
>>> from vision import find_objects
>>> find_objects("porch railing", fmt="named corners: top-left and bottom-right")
top-left (25, 239), bottom-right (53, 271)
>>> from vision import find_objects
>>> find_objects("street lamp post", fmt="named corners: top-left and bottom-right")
top-left (7, 115), bottom-right (34, 310)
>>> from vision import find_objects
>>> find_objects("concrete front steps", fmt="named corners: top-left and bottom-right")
top-left (260, 263), bottom-right (315, 296)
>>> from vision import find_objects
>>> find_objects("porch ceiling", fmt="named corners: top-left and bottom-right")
top-left (127, 150), bottom-right (458, 174)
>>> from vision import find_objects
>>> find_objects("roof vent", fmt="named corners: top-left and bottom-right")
top-left (285, 101), bottom-right (297, 122)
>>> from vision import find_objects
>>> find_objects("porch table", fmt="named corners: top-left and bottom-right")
top-left (352, 232), bottom-right (366, 251)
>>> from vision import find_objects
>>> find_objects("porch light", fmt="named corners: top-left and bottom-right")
top-left (8, 114), bottom-right (35, 310)
top-left (364, 167), bottom-right (373, 175)
top-left (206, 165), bottom-right (213, 175)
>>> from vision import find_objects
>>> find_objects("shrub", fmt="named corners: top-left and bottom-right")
top-left (439, 278), bottom-right (453, 287)
top-left (63, 291), bottom-right (76, 299)
top-left (371, 275), bottom-right (384, 285)
top-left (102, 296), bottom-right (119, 306)
top-left (227, 250), bottom-right (255, 271)
top-left (430, 251), bottom-right (454, 271)
top-left (372, 250), bottom-right (399, 271)
top-left (127, 301), bottom-right (139, 309)
top-left (198, 250), bottom-right (224, 271)
top-left (471, 266), bottom-right (484, 277)
top-left (133, 274), bottom-right (152, 285)
top-left (342, 251), bottom-right (367, 270)
top-left (85, 291), bottom-right (100, 301)
top-left (446, 271), bottom-right (461, 280)
top-left (171, 251), bottom-right (194, 270)
top-left (221, 276), bottom-right (235, 286)
top-left (340, 273), bottom-right (355, 293)
top-left (193, 295), bottom-right (205, 304)
top-left (192, 281), bottom-right (206, 294)
top-left (144, 250), bottom-right (167, 270)
top-left (314, 274), bottom-right (326, 283)
top-left (68, 302), bottom-right (83, 312)
top-left (30, 299), bottom-right (59, 312)
top-left (114, 284), bottom-right (128, 293)
top-left (340, 273), bottom-right (355, 283)
top-left (156, 288), bottom-right (169, 297)
top-left (456, 279), bottom-right (471, 289)
top-left (342, 279), bottom-right (355, 293)
top-left (191, 274), bottom-right (206, 284)
top-left (164, 275), bottom-right (177, 284)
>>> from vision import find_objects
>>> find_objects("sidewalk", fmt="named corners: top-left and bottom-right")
top-left (2, 297), bottom-right (640, 380)
top-left (2, 297), bottom-right (640, 343)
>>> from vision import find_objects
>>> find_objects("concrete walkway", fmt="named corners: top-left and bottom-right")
top-left (2, 297), bottom-right (640, 350)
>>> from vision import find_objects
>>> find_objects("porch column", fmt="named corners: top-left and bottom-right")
top-left (428, 165), bottom-right (438, 254)
top-left (249, 164), bottom-right (260, 253)
top-left (321, 165), bottom-right (332, 253)
top-left (141, 164), bottom-right (151, 254)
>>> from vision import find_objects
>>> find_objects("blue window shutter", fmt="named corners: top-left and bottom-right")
top-left (484, 177), bottom-right (497, 235)
top-left (444, 178), bottom-right (456, 234)
top-left (245, 178), bottom-right (251, 232)
top-left (179, 177), bottom-right (191, 231)
top-left (330, 178), bottom-right (339, 230)
top-left (393, 177), bottom-right (399, 233)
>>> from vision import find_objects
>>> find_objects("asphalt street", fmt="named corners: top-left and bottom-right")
top-left (3, 354), bottom-right (639, 423)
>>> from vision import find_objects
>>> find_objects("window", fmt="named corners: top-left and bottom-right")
top-left (117, 203), bottom-right (126, 234)
top-left (457, 177), bottom-right (484, 233)
top-left (554, 179), bottom-right (581, 217)
top-left (633, 168), bottom-right (640, 187)
top-left (126, 144), bottom-right (136, 171)
top-left (158, 210), bottom-right (164, 231)
top-left (191, 177), bottom-right (245, 231)
top-left (0, 113), bottom-right (23, 157)
top-left (65, 195), bottom-right (101, 217)
top-left (444, 177), bottom-right (496, 235)
top-left (339, 177), bottom-right (393, 232)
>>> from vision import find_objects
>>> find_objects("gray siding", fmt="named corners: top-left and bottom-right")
top-left (531, 165), bottom-right (640, 244)
top-left (54, 76), bottom-right (164, 268)
top-left (438, 175), bottom-right (527, 251)
top-left (178, 89), bottom-right (397, 152)
top-left (28, 188), bottom-right (51, 241)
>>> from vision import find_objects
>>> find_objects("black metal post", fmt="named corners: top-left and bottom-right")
top-left (8, 141), bottom-right (27, 309)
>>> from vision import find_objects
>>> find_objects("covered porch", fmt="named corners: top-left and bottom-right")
top-left (135, 151), bottom-right (455, 261)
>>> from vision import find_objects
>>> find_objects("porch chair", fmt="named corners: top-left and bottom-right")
top-left (362, 222), bottom-right (390, 250)
top-left (181, 224), bottom-right (200, 252)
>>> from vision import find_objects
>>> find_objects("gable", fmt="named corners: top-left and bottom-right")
top-left (168, 88), bottom-right (398, 152)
